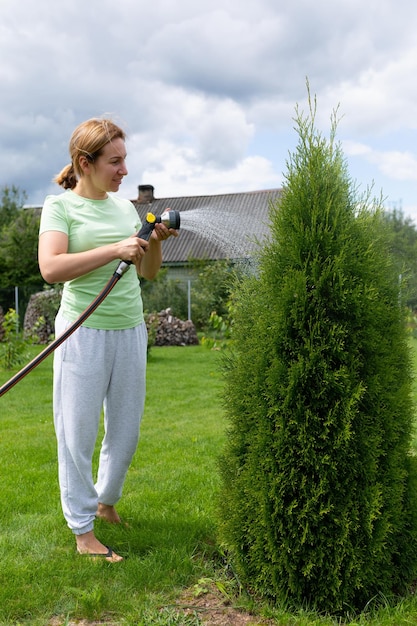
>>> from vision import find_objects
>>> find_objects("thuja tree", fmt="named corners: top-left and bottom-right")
top-left (218, 96), bottom-right (417, 613)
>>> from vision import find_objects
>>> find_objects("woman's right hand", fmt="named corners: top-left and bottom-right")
top-left (117, 234), bottom-right (149, 265)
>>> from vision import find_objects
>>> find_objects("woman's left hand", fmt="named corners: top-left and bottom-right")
top-left (151, 223), bottom-right (179, 242)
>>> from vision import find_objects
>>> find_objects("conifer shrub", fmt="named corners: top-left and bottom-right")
top-left (218, 94), bottom-right (417, 614)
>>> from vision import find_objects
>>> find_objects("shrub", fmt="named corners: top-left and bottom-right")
top-left (191, 260), bottom-right (236, 331)
top-left (200, 299), bottom-right (235, 350)
top-left (218, 92), bottom-right (417, 613)
top-left (0, 308), bottom-right (30, 369)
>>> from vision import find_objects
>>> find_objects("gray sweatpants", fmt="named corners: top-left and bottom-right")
top-left (53, 309), bottom-right (147, 535)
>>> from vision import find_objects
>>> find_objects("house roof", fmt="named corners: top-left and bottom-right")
top-left (134, 188), bottom-right (282, 264)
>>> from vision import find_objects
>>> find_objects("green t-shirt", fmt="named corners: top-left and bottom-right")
top-left (39, 190), bottom-right (144, 330)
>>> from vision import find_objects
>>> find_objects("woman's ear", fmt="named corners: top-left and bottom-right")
top-left (78, 155), bottom-right (91, 174)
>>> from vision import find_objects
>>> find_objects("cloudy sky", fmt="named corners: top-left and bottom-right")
top-left (1, 0), bottom-right (417, 222)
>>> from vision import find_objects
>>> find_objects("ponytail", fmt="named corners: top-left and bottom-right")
top-left (54, 163), bottom-right (77, 189)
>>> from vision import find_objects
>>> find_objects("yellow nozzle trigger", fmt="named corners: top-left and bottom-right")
top-left (146, 212), bottom-right (157, 224)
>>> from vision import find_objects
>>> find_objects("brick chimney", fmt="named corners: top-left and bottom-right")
top-left (137, 184), bottom-right (155, 204)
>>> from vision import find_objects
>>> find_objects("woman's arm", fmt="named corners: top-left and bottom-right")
top-left (38, 230), bottom-right (148, 284)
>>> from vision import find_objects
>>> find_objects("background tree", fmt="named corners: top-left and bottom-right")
top-left (218, 94), bottom-right (417, 613)
top-left (0, 208), bottom-right (41, 288)
top-left (382, 207), bottom-right (417, 311)
top-left (0, 201), bottom-right (43, 319)
top-left (0, 185), bottom-right (25, 231)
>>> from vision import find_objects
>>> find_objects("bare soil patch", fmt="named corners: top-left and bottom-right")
top-left (48, 582), bottom-right (275, 625)
top-left (177, 582), bottom-right (275, 625)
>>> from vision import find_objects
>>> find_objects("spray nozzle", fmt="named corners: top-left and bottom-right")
top-left (137, 210), bottom-right (181, 242)
top-left (158, 209), bottom-right (181, 230)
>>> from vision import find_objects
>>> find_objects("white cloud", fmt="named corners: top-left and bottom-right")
top-left (343, 140), bottom-right (372, 158)
top-left (124, 139), bottom-right (280, 200)
top-left (0, 0), bottom-right (417, 221)
top-left (371, 150), bottom-right (417, 182)
top-left (145, 152), bottom-right (280, 198)
top-left (344, 140), bottom-right (417, 182)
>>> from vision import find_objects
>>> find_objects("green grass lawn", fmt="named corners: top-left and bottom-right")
top-left (0, 345), bottom-right (225, 625)
top-left (1, 341), bottom-right (417, 625)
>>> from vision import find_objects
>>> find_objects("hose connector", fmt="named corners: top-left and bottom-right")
top-left (114, 260), bottom-right (132, 277)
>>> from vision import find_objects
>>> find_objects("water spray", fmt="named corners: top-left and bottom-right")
top-left (0, 210), bottom-right (180, 398)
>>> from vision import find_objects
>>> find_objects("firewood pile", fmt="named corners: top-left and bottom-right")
top-left (147, 308), bottom-right (199, 346)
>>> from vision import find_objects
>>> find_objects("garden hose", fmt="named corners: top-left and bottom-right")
top-left (0, 210), bottom-right (180, 398)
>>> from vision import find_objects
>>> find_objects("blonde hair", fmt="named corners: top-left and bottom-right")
top-left (54, 118), bottom-right (126, 189)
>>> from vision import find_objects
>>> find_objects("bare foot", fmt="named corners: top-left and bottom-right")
top-left (96, 503), bottom-right (122, 524)
top-left (76, 530), bottom-right (123, 562)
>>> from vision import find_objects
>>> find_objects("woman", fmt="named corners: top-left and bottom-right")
top-left (38, 117), bottom-right (177, 562)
